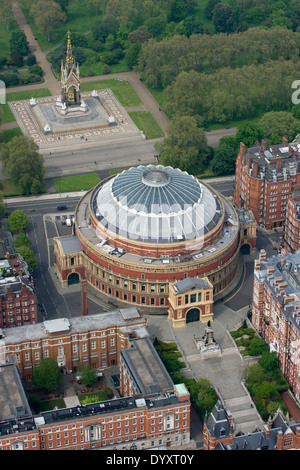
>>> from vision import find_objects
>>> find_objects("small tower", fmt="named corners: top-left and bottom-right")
top-left (60, 31), bottom-right (81, 107)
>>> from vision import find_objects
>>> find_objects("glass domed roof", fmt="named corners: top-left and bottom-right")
top-left (92, 165), bottom-right (222, 243)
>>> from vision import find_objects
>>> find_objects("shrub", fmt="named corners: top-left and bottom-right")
top-left (102, 64), bottom-right (110, 74)
top-left (27, 54), bottom-right (36, 66)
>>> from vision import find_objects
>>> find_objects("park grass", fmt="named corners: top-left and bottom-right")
top-left (1, 127), bottom-right (22, 142)
top-left (0, 18), bottom-right (20, 61)
top-left (80, 79), bottom-right (142, 107)
top-left (54, 173), bottom-right (100, 192)
top-left (128, 111), bottom-right (164, 139)
top-left (1, 177), bottom-right (48, 197)
top-left (1, 88), bottom-right (52, 124)
top-left (80, 58), bottom-right (131, 78)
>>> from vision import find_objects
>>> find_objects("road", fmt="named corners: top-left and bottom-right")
top-left (41, 140), bottom-right (159, 178)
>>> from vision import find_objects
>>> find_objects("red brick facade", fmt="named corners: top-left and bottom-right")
top-left (284, 192), bottom-right (300, 253)
top-left (234, 139), bottom-right (300, 230)
top-left (252, 249), bottom-right (300, 403)
top-left (0, 309), bottom-right (191, 451)
top-left (0, 254), bottom-right (37, 329)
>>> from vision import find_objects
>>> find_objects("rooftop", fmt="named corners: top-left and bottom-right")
top-left (244, 140), bottom-right (300, 182)
top-left (1, 307), bottom-right (147, 344)
top-left (75, 176), bottom-right (239, 265)
top-left (91, 165), bottom-right (223, 243)
top-left (0, 364), bottom-right (32, 423)
top-left (172, 276), bottom-right (211, 294)
top-left (121, 337), bottom-right (174, 396)
top-left (255, 250), bottom-right (300, 332)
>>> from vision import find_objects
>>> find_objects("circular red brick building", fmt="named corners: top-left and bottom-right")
top-left (54, 165), bottom-right (242, 312)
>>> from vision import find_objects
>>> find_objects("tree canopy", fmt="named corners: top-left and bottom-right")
top-left (0, 136), bottom-right (45, 195)
top-left (32, 358), bottom-right (63, 392)
top-left (8, 210), bottom-right (29, 233)
top-left (30, 0), bottom-right (66, 41)
top-left (155, 115), bottom-right (211, 174)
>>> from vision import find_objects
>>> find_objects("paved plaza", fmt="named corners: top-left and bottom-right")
top-left (8, 90), bottom-right (144, 151)
top-left (144, 299), bottom-right (264, 435)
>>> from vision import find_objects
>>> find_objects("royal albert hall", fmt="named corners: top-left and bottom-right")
top-left (54, 165), bottom-right (242, 312)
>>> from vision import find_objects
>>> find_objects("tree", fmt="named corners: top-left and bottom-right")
top-left (155, 115), bottom-right (210, 174)
top-left (79, 365), bottom-right (98, 386)
top-left (9, 30), bottom-right (30, 56)
top-left (8, 210), bottom-right (29, 232)
top-left (0, 136), bottom-right (45, 195)
top-left (248, 337), bottom-right (267, 356)
top-left (17, 246), bottom-right (37, 271)
top-left (27, 53), bottom-right (37, 66)
top-left (9, 50), bottom-right (24, 67)
top-left (258, 111), bottom-right (300, 143)
top-left (168, 0), bottom-right (197, 22)
top-left (235, 121), bottom-right (264, 148)
top-left (211, 143), bottom-right (237, 176)
top-left (212, 4), bottom-right (237, 33)
top-left (145, 16), bottom-right (167, 38)
top-left (182, 16), bottom-right (203, 36)
top-left (0, 0), bottom-right (14, 30)
top-left (63, 31), bottom-right (88, 48)
top-left (204, 0), bottom-right (221, 19)
top-left (258, 351), bottom-right (279, 373)
top-left (54, 0), bottom-right (69, 12)
top-left (125, 42), bottom-right (141, 69)
top-left (92, 16), bottom-right (118, 42)
top-left (30, 0), bottom-right (66, 41)
top-left (32, 358), bottom-right (63, 392)
top-left (128, 26), bottom-right (152, 44)
top-left (14, 233), bottom-right (31, 249)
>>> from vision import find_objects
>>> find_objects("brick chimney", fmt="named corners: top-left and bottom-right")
top-left (81, 276), bottom-right (88, 316)
top-left (239, 142), bottom-right (246, 157)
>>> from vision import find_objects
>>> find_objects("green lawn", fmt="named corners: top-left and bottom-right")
top-left (1, 88), bottom-right (52, 124)
top-left (128, 111), bottom-right (164, 139)
top-left (79, 58), bottom-right (131, 78)
top-left (54, 173), bottom-right (100, 192)
top-left (0, 18), bottom-right (20, 61)
top-left (81, 79), bottom-right (142, 107)
top-left (1, 177), bottom-right (48, 197)
top-left (2, 127), bottom-right (22, 142)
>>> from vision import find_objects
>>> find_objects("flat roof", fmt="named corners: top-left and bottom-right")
top-left (121, 337), bottom-right (174, 396)
top-left (2, 308), bottom-right (146, 344)
top-left (0, 363), bottom-right (32, 422)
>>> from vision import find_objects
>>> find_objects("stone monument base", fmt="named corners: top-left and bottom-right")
top-left (9, 89), bottom-right (144, 151)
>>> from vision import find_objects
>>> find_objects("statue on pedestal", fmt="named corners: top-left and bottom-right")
top-left (60, 31), bottom-right (81, 108)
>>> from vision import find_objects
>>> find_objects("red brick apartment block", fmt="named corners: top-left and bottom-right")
top-left (234, 137), bottom-right (300, 230)
top-left (252, 249), bottom-right (300, 403)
